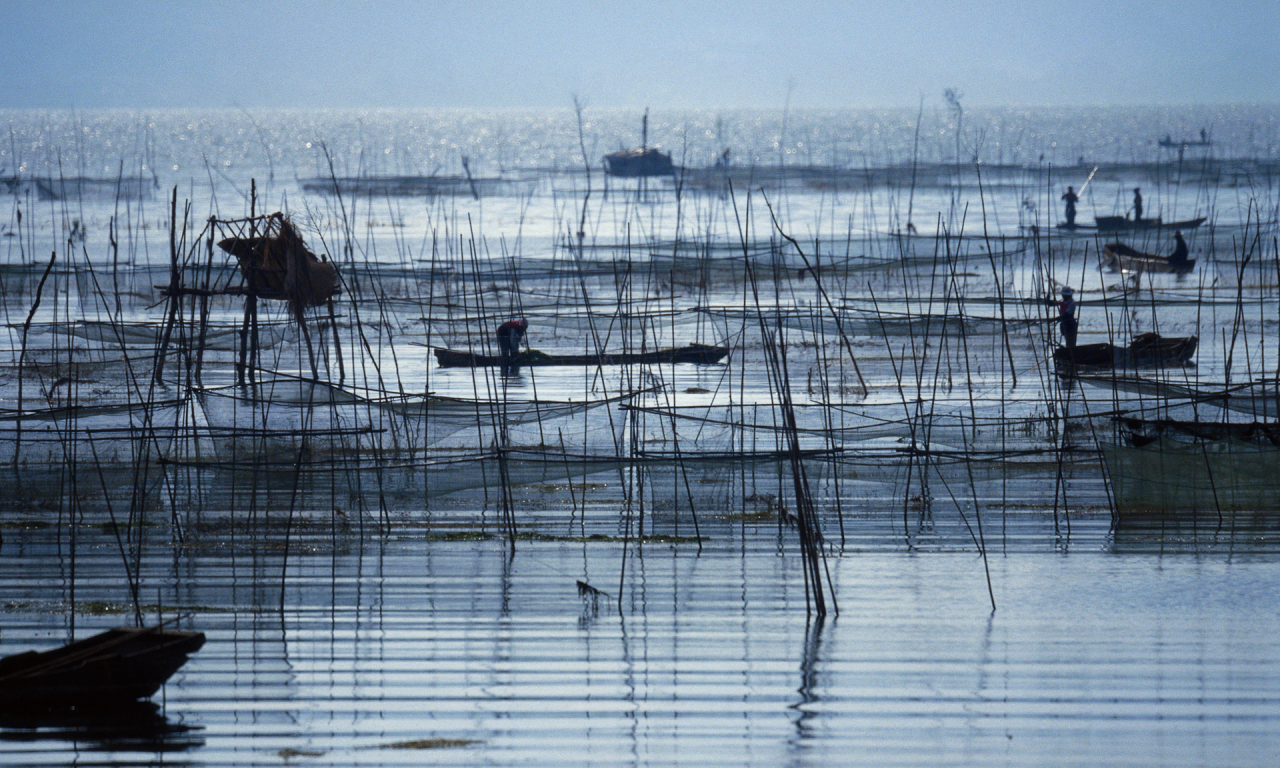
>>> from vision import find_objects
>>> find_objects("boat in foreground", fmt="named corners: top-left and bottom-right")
top-left (0, 625), bottom-right (205, 709)
top-left (1054, 333), bottom-right (1197, 372)
top-left (433, 343), bottom-right (730, 369)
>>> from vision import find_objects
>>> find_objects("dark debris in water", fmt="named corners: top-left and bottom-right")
top-left (380, 738), bottom-right (479, 749)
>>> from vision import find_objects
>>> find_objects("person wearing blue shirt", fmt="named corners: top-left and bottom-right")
top-left (1058, 287), bottom-right (1077, 348)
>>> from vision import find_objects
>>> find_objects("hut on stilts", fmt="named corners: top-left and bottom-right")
top-left (215, 212), bottom-right (341, 383)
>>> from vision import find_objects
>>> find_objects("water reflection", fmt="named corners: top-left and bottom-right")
top-left (0, 701), bottom-right (204, 753)
top-left (1111, 510), bottom-right (1280, 554)
top-left (789, 615), bottom-right (827, 749)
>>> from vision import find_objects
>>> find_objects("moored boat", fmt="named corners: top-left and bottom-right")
top-left (432, 343), bottom-right (730, 368)
top-left (0, 625), bottom-right (205, 709)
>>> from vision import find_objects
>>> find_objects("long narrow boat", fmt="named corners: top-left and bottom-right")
top-left (1093, 215), bottom-right (1206, 232)
top-left (1054, 333), bottom-right (1197, 372)
top-left (433, 343), bottom-right (730, 369)
top-left (0, 625), bottom-right (205, 709)
top-left (1102, 242), bottom-right (1195, 275)
top-left (1116, 416), bottom-right (1280, 447)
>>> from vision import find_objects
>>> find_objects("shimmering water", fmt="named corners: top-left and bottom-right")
top-left (1, 106), bottom-right (1279, 766)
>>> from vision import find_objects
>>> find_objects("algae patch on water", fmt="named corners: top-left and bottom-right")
top-left (380, 738), bottom-right (479, 749)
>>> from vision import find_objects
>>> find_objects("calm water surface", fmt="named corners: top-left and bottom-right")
top-left (0, 106), bottom-right (1278, 766)
top-left (1, 507), bottom-right (1278, 766)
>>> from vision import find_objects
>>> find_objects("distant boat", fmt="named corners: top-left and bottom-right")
top-left (433, 343), bottom-right (729, 368)
top-left (0, 625), bottom-right (205, 709)
top-left (603, 148), bottom-right (675, 178)
top-left (1054, 333), bottom-right (1197, 372)
top-left (1103, 242), bottom-right (1195, 275)
top-left (1158, 135), bottom-right (1211, 149)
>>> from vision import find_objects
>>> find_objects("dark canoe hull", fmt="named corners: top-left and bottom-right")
top-left (434, 344), bottom-right (730, 368)
top-left (1116, 417), bottom-right (1280, 448)
top-left (1103, 242), bottom-right (1195, 275)
top-left (1093, 216), bottom-right (1206, 232)
top-left (1055, 334), bottom-right (1197, 372)
top-left (0, 626), bottom-right (205, 709)
top-left (604, 148), bottom-right (675, 178)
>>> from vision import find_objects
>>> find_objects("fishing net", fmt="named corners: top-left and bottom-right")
top-left (1102, 437), bottom-right (1280, 512)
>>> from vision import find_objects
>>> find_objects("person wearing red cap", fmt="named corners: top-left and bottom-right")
top-left (497, 317), bottom-right (529, 367)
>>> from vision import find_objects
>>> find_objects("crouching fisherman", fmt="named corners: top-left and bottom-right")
top-left (496, 317), bottom-right (529, 373)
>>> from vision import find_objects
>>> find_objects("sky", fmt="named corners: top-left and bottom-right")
top-left (1, 0), bottom-right (1276, 111)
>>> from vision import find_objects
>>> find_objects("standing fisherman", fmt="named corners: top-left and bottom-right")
top-left (1058, 287), bottom-right (1078, 349)
top-left (1168, 230), bottom-right (1189, 269)
top-left (1132, 188), bottom-right (1143, 222)
top-left (1061, 186), bottom-right (1080, 227)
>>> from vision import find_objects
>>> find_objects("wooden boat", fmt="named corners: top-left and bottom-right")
top-left (0, 625), bottom-right (205, 709)
top-left (1102, 242), bottom-right (1195, 275)
top-left (1093, 215), bottom-right (1206, 232)
top-left (1116, 416), bottom-right (1280, 448)
top-left (603, 148), bottom-right (675, 178)
top-left (433, 343), bottom-right (729, 368)
top-left (1159, 136), bottom-right (1211, 149)
top-left (1054, 333), bottom-right (1197, 372)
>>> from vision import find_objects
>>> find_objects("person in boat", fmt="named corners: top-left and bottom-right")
top-left (1061, 186), bottom-right (1079, 227)
top-left (1132, 188), bottom-right (1143, 222)
top-left (497, 317), bottom-right (528, 365)
top-left (1168, 230), bottom-right (1189, 268)
top-left (1058, 286), bottom-right (1078, 349)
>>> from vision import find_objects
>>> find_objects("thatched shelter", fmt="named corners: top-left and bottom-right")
top-left (217, 213), bottom-right (338, 321)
